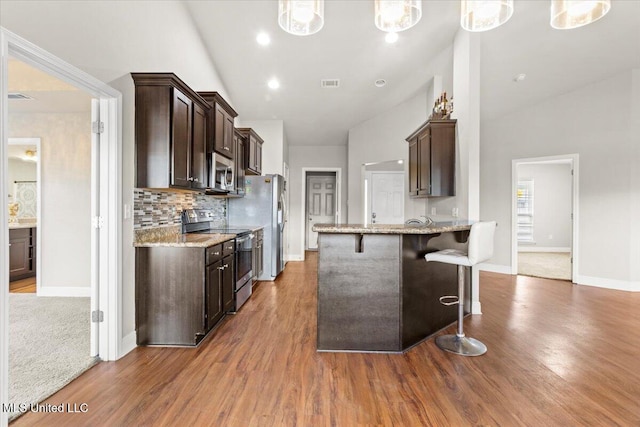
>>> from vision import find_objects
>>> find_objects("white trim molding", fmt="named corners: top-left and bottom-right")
top-left (576, 276), bottom-right (640, 292)
top-left (120, 331), bottom-right (138, 358)
top-left (478, 263), bottom-right (513, 275)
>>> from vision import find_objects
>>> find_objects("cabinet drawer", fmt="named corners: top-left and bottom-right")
top-left (9, 228), bottom-right (31, 239)
top-left (222, 240), bottom-right (235, 256)
top-left (206, 244), bottom-right (223, 265)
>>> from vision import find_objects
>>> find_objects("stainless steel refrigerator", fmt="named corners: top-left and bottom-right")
top-left (228, 174), bottom-right (285, 280)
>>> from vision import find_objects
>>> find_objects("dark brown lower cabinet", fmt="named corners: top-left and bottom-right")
top-left (221, 253), bottom-right (235, 313)
top-left (9, 227), bottom-right (36, 281)
top-left (136, 240), bottom-right (233, 346)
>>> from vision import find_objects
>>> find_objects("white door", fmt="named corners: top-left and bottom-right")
top-left (370, 172), bottom-right (404, 224)
top-left (306, 174), bottom-right (336, 250)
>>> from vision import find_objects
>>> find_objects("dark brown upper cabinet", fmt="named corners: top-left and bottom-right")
top-left (198, 92), bottom-right (238, 160)
top-left (236, 128), bottom-right (264, 176)
top-left (234, 129), bottom-right (246, 196)
top-left (406, 119), bottom-right (456, 197)
top-left (132, 73), bottom-right (209, 190)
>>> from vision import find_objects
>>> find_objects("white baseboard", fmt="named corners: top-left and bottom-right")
top-left (471, 301), bottom-right (482, 315)
top-left (518, 246), bottom-right (571, 253)
top-left (575, 275), bottom-right (640, 292)
top-left (287, 254), bottom-right (305, 261)
top-left (37, 286), bottom-right (91, 297)
top-left (119, 331), bottom-right (137, 359)
top-left (477, 263), bottom-right (513, 275)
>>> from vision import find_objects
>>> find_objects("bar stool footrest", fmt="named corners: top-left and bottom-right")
top-left (435, 334), bottom-right (487, 356)
top-left (438, 295), bottom-right (459, 306)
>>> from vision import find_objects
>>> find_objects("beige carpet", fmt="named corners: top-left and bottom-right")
top-left (9, 294), bottom-right (98, 421)
top-left (518, 252), bottom-right (572, 281)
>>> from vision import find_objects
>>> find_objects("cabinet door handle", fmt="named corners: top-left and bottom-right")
top-left (187, 177), bottom-right (194, 182)
top-left (217, 266), bottom-right (225, 270)
top-left (224, 147), bottom-right (229, 151)
top-left (214, 251), bottom-right (220, 256)
top-left (194, 178), bottom-right (199, 183)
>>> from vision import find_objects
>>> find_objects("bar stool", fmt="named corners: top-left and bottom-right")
top-left (425, 221), bottom-right (496, 356)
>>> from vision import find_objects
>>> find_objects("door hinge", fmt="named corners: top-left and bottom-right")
top-left (92, 216), bottom-right (104, 229)
top-left (92, 121), bottom-right (105, 134)
top-left (92, 310), bottom-right (104, 323)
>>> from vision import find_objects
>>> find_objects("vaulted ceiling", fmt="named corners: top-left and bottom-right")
top-left (184, 0), bottom-right (640, 147)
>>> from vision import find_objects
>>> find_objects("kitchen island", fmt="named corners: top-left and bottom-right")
top-left (314, 221), bottom-right (473, 353)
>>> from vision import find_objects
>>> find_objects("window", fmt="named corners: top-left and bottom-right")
top-left (517, 180), bottom-right (534, 243)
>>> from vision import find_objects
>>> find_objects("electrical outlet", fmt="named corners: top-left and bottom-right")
top-left (452, 207), bottom-right (459, 218)
top-left (431, 207), bottom-right (436, 215)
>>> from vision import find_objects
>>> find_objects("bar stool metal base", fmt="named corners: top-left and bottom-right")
top-left (436, 334), bottom-right (487, 356)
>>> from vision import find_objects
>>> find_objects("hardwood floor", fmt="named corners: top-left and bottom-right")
top-left (9, 277), bottom-right (36, 294)
top-left (11, 253), bottom-right (640, 426)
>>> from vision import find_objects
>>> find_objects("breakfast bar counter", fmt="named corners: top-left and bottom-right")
top-left (313, 222), bottom-right (473, 353)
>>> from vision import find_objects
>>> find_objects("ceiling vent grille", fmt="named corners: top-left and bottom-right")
top-left (320, 79), bottom-right (340, 88)
top-left (8, 93), bottom-right (34, 100)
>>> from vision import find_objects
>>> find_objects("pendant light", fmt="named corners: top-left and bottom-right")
top-left (550, 0), bottom-right (611, 29)
top-left (374, 1), bottom-right (422, 33)
top-left (278, 0), bottom-right (325, 36)
top-left (460, 0), bottom-right (514, 32)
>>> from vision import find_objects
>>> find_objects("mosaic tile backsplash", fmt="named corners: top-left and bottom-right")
top-left (133, 189), bottom-right (227, 230)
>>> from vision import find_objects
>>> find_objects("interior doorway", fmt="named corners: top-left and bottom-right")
top-left (306, 172), bottom-right (337, 250)
top-left (1, 27), bottom-right (122, 425)
top-left (362, 160), bottom-right (405, 225)
top-left (512, 155), bottom-right (578, 282)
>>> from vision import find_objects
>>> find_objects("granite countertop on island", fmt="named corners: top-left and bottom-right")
top-left (313, 220), bottom-right (473, 235)
top-left (133, 225), bottom-right (235, 248)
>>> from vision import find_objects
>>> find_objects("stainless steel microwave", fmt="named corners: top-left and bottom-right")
top-left (209, 153), bottom-right (234, 193)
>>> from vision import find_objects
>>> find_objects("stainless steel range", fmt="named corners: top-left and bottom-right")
top-left (181, 209), bottom-right (254, 312)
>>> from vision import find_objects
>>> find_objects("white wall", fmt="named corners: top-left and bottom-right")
top-left (236, 119), bottom-right (285, 176)
top-left (517, 163), bottom-right (572, 249)
top-left (346, 45), bottom-right (459, 224)
top-left (481, 70), bottom-right (637, 288)
top-left (347, 91), bottom-right (429, 224)
top-left (1, 0), bottom-right (233, 350)
top-left (631, 70), bottom-right (640, 287)
top-left (9, 112), bottom-right (92, 292)
top-left (288, 145), bottom-right (347, 260)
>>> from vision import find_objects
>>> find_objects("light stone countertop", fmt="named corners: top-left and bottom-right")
top-left (312, 221), bottom-right (474, 235)
top-left (134, 225), bottom-right (235, 248)
top-left (229, 225), bottom-right (264, 233)
top-left (8, 222), bottom-right (38, 230)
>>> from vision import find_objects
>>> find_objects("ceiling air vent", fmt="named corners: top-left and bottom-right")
top-left (8, 93), bottom-right (34, 100)
top-left (320, 79), bottom-right (340, 89)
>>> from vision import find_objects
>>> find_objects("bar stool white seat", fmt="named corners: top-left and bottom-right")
top-left (425, 221), bottom-right (496, 356)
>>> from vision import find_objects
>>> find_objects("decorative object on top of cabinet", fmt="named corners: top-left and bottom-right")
top-left (198, 92), bottom-right (238, 160)
top-left (234, 129), bottom-right (246, 196)
top-left (406, 119), bottom-right (456, 198)
top-left (236, 128), bottom-right (264, 176)
top-left (132, 73), bottom-right (209, 190)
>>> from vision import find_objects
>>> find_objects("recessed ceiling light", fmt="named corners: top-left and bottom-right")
top-left (513, 73), bottom-right (527, 82)
top-left (256, 32), bottom-right (271, 46)
top-left (385, 32), bottom-right (398, 43)
top-left (375, 79), bottom-right (387, 87)
top-left (268, 78), bottom-right (280, 89)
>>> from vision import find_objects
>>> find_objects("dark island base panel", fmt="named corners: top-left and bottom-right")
top-left (317, 232), bottom-right (471, 353)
